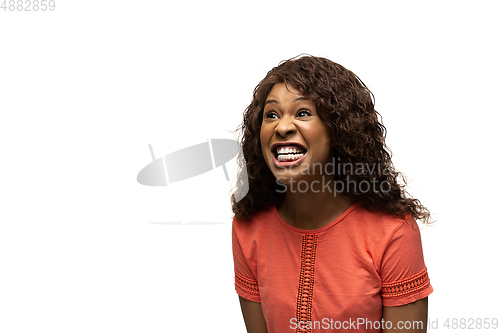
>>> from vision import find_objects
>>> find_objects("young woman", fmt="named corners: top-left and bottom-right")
top-left (231, 55), bottom-right (433, 333)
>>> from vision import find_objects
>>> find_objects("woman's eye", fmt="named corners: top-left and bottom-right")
top-left (265, 111), bottom-right (278, 119)
top-left (297, 110), bottom-right (311, 117)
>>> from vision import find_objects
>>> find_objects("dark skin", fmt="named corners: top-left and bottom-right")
top-left (239, 296), bottom-right (428, 333)
top-left (382, 297), bottom-right (428, 332)
top-left (239, 296), bottom-right (268, 333)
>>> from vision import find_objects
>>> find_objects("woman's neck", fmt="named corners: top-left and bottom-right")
top-left (278, 187), bottom-right (355, 230)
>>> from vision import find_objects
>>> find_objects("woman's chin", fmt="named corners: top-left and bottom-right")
top-left (273, 170), bottom-right (306, 184)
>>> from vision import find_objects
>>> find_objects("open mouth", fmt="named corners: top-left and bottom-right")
top-left (272, 144), bottom-right (307, 162)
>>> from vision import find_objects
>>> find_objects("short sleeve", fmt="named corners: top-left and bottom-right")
top-left (232, 222), bottom-right (261, 302)
top-left (380, 219), bottom-right (433, 307)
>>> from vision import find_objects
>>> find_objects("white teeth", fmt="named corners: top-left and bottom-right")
top-left (276, 146), bottom-right (305, 155)
top-left (273, 145), bottom-right (307, 162)
top-left (277, 153), bottom-right (305, 162)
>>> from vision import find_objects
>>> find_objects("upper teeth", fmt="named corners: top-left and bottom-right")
top-left (276, 146), bottom-right (304, 155)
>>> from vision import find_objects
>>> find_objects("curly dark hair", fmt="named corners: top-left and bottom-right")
top-left (231, 55), bottom-right (432, 224)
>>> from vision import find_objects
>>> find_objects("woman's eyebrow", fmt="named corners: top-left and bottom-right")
top-left (264, 99), bottom-right (279, 106)
top-left (264, 97), bottom-right (309, 105)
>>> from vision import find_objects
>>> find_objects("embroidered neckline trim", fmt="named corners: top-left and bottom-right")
top-left (295, 234), bottom-right (319, 332)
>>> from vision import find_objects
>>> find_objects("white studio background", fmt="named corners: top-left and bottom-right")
top-left (1, 1), bottom-right (498, 332)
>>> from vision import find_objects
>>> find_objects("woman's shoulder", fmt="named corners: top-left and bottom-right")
top-left (345, 202), bottom-right (418, 237)
top-left (338, 203), bottom-right (423, 264)
top-left (232, 205), bottom-right (277, 234)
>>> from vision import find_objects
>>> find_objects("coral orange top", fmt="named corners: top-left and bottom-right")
top-left (232, 202), bottom-right (433, 333)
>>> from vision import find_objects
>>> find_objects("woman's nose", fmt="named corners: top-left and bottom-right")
top-left (275, 118), bottom-right (296, 137)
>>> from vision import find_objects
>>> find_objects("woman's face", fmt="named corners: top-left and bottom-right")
top-left (260, 83), bottom-right (332, 185)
